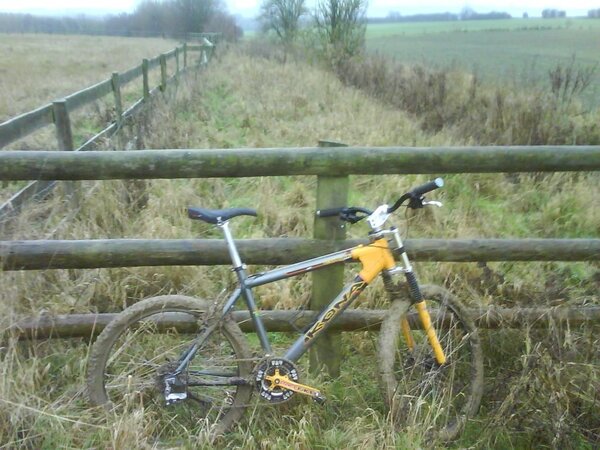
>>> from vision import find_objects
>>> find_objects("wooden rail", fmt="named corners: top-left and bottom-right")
top-left (10, 307), bottom-right (600, 340)
top-left (2, 238), bottom-right (598, 271)
top-left (64, 79), bottom-right (113, 112)
top-left (0, 105), bottom-right (54, 148)
top-left (0, 146), bottom-right (599, 180)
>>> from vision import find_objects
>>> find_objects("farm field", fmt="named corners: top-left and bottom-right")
top-left (0, 34), bottom-right (599, 448)
top-left (0, 34), bottom-right (177, 122)
top-left (367, 18), bottom-right (600, 107)
top-left (366, 17), bottom-right (600, 37)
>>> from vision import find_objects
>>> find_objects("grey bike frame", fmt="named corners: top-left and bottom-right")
top-left (176, 220), bottom-right (406, 373)
top-left (220, 247), bottom-right (370, 362)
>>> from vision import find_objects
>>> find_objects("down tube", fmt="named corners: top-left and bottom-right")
top-left (283, 276), bottom-right (368, 363)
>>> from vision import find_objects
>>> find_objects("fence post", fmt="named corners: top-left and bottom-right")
top-left (160, 54), bottom-right (167, 91)
top-left (111, 72), bottom-right (123, 125)
top-left (183, 43), bottom-right (188, 68)
top-left (309, 140), bottom-right (349, 378)
top-left (175, 47), bottom-right (180, 79)
top-left (52, 100), bottom-right (78, 207)
top-left (142, 58), bottom-right (150, 102)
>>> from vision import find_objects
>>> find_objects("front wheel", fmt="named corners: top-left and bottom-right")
top-left (86, 295), bottom-right (253, 439)
top-left (378, 285), bottom-right (484, 443)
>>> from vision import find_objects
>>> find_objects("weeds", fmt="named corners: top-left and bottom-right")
top-left (548, 55), bottom-right (598, 105)
top-left (334, 54), bottom-right (600, 145)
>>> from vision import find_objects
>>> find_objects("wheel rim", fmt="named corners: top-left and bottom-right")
top-left (99, 308), bottom-right (247, 436)
top-left (385, 289), bottom-right (481, 441)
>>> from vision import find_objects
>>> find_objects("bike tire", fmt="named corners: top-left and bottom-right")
top-left (86, 295), bottom-right (253, 439)
top-left (378, 285), bottom-right (484, 442)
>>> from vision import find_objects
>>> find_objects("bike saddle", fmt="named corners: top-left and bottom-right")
top-left (187, 207), bottom-right (257, 224)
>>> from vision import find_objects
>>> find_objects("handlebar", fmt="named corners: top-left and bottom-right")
top-left (387, 177), bottom-right (444, 213)
top-left (315, 178), bottom-right (444, 224)
top-left (412, 177), bottom-right (444, 197)
top-left (316, 206), bottom-right (373, 224)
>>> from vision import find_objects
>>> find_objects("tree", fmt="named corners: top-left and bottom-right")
top-left (314, 0), bottom-right (367, 60)
top-left (459, 6), bottom-right (476, 20)
top-left (175, 0), bottom-right (217, 34)
top-left (542, 8), bottom-right (566, 18)
top-left (206, 10), bottom-right (244, 41)
top-left (259, 0), bottom-right (307, 47)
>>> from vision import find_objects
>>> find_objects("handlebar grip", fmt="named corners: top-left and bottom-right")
top-left (410, 178), bottom-right (444, 197)
top-left (316, 207), bottom-right (346, 218)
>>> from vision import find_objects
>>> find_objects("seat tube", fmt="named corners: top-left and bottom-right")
top-left (219, 221), bottom-right (243, 269)
top-left (218, 221), bottom-right (273, 353)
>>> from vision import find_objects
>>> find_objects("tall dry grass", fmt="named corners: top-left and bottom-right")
top-left (0, 46), bottom-right (598, 447)
top-left (333, 54), bottom-right (600, 145)
top-left (0, 34), bottom-right (177, 122)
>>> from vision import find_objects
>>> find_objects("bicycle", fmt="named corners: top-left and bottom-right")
top-left (86, 178), bottom-right (484, 442)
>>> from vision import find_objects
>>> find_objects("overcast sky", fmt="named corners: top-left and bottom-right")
top-left (0, 0), bottom-right (597, 18)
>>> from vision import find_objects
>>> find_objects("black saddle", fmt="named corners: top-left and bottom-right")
top-left (187, 207), bottom-right (257, 224)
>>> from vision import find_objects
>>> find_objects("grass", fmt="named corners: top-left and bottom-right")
top-left (0, 39), bottom-right (599, 448)
top-left (0, 34), bottom-right (189, 203)
top-left (0, 33), bottom-right (180, 166)
top-left (366, 19), bottom-right (600, 107)
top-left (0, 34), bottom-right (177, 122)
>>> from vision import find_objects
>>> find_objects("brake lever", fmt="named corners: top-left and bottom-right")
top-left (341, 212), bottom-right (364, 224)
top-left (423, 200), bottom-right (443, 207)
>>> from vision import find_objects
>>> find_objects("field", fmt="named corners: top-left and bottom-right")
top-left (0, 34), bottom-right (177, 122)
top-left (366, 17), bottom-right (600, 37)
top-left (1, 34), bottom-right (599, 448)
top-left (367, 18), bottom-right (600, 107)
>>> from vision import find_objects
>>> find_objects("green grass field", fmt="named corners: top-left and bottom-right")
top-left (366, 17), bottom-right (600, 37)
top-left (367, 18), bottom-right (600, 107)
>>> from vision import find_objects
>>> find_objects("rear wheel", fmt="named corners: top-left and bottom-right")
top-left (86, 295), bottom-right (253, 438)
top-left (379, 285), bottom-right (484, 442)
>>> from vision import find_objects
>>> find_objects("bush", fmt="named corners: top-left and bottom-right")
top-left (313, 0), bottom-right (367, 64)
top-left (334, 55), bottom-right (600, 145)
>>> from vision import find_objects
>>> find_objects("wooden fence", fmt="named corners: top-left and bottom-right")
top-left (11, 307), bottom-right (600, 340)
top-left (0, 40), bottom-right (215, 219)
top-left (1, 145), bottom-right (599, 375)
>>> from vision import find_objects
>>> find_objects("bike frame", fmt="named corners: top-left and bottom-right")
top-left (175, 221), bottom-right (445, 375)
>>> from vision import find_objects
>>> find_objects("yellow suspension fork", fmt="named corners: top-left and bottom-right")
top-left (401, 316), bottom-right (415, 351)
top-left (351, 238), bottom-right (446, 364)
top-left (405, 272), bottom-right (446, 365)
top-left (414, 300), bottom-right (446, 364)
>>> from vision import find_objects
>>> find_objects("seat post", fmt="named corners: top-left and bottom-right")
top-left (218, 221), bottom-right (243, 269)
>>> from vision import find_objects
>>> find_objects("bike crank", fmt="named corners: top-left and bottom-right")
top-left (255, 358), bottom-right (326, 404)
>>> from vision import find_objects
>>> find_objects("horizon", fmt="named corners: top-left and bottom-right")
top-left (0, 1), bottom-right (598, 20)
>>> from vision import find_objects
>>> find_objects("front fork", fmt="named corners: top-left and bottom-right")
top-left (385, 229), bottom-right (447, 365)
top-left (403, 272), bottom-right (447, 365)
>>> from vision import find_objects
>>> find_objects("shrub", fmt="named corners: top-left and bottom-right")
top-left (334, 55), bottom-right (600, 145)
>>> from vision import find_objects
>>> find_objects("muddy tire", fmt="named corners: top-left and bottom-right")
top-left (86, 295), bottom-right (253, 438)
top-left (378, 285), bottom-right (484, 442)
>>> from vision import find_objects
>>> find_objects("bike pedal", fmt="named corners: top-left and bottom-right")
top-left (312, 392), bottom-right (326, 405)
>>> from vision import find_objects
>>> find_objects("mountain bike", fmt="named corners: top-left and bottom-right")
top-left (86, 178), bottom-right (484, 442)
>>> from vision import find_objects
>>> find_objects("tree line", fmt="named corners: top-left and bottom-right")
top-left (587, 9), bottom-right (600, 18)
top-left (0, 0), bottom-right (242, 41)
